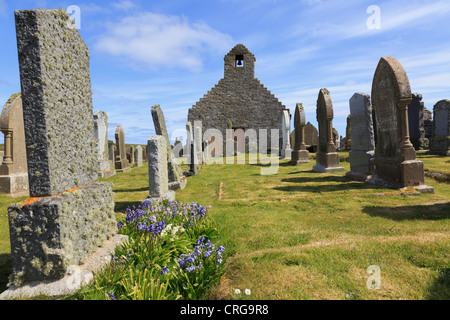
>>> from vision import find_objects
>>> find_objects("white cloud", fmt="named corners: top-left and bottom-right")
top-left (94, 12), bottom-right (234, 71)
top-left (112, 0), bottom-right (136, 11)
top-left (0, 0), bottom-right (7, 16)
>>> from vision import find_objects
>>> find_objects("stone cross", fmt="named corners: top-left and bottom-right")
top-left (370, 56), bottom-right (433, 192)
top-left (346, 93), bottom-right (375, 181)
top-left (0, 92), bottom-right (29, 196)
top-left (313, 89), bottom-right (344, 172)
top-left (114, 125), bottom-right (131, 172)
top-left (290, 103), bottom-right (310, 164)
top-left (7, 9), bottom-right (119, 286)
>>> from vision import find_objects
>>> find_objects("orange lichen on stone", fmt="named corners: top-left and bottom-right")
top-left (20, 184), bottom-right (87, 206)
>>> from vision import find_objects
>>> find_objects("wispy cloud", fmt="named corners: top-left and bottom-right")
top-left (0, 0), bottom-right (7, 16)
top-left (94, 11), bottom-right (234, 72)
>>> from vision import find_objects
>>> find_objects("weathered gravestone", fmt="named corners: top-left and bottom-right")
top-left (332, 128), bottom-right (339, 149)
top-left (344, 115), bottom-right (351, 150)
top-left (114, 125), bottom-right (131, 172)
top-left (93, 111), bottom-right (115, 178)
top-left (108, 140), bottom-right (115, 162)
top-left (429, 100), bottom-right (449, 156)
top-left (134, 145), bottom-right (143, 167)
top-left (346, 93), bottom-right (375, 181)
top-left (408, 93), bottom-right (428, 150)
top-left (151, 105), bottom-right (185, 190)
top-left (369, 56), bottom-right (434, 192)
top-left (147, 135), bottom-right (175, 202)
top-left (304, 122), bottom-right (319, 153)
top-left (313, 89), bottom-right (344, 172)
top-left (290, 103), bottom-right (310, 164)
top-left (0, 92), bottom-right (29, 196)
top-left (6, 9), bottom-right (123, 290)
top-left (128, 146), bottom-right (135, 164)
top-left (280, 109), bottom-right (292, 159)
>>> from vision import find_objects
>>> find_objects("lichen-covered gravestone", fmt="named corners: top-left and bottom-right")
top-left (290, 103), bottom-right (310, 164)
top-left (114, 125), bottom-right (131, 172)
top-left (313, 89), bottom-right (344, 173)
top-left (147, 135), bottom-right (175, 202)
top-left (0, 92), bottom-right (29, 196)
top-left (93, 111), bottom-right (115, 178)
top-left (344, 115), bottom-right (351, 150)
top-left (346, 93), bottom-right (375, 181)
top-left (134, 145), bottom-right (143, 167)
top-left (429, 100), bottom-right (449, 156)
top-left (151, 105), bottom-right (185, 189)
top-left (7, 9), bottom-right (121, 287)
top-left (369, 56), bottom-right (434, 192)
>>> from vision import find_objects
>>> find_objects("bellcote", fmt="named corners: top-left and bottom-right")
top-left (224, 44), bottom-right (256, 79)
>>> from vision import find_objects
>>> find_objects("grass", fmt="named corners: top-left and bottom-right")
top-left (0, 151), bottom-right (448, 299)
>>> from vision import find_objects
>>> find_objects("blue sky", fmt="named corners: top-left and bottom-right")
top-left (0, 0), bottom-right (449, 145)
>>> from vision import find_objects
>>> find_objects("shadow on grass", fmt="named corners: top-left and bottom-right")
top-left (426, 267), bottom-right (450, 300)
top-left (273, 175), bottom-right (381, 193)
top-left (362, 202), bottom-right (450, 221)
top-left (115, 200), bottom-right (145, 213)
top-left (0, 253), bottom-right (11, 294)
top-left (112, 187), bottom-right (149, 193)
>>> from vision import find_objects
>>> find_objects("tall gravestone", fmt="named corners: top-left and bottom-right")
top-left (346, 93), bottom-right (375, 181)
top-left (134, 145), bottom-right (143, 167)
top-left (7, 9), bottom-right (120, 287)
top-left (93, 111), bottom-right (115, 178)
top-left (151, 105), bottom-right (185, 190)
top-left (370, 56), bottom-right (434, 192)
top-left (114, 125), bottom-right (131, 172)
top-left (313, 89), bottom-right (344, 172)
top-left (280, 109), bottom-right (292, 159)
top-left (147, 135), bottom-right (174, 202)
top-left (108, 140), bottom-right (115, 162)
top-left (429, 100), bottom-right (449, 155)
top-left (290, 103), bottom-right (310, 164)
top-left (0, 92), bottom-right (29, 196)
top-left (408, 93), bottom-right (428, 150)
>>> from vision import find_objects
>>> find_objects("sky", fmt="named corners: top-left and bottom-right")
top-left (0, 0), bottom-right (449, 145)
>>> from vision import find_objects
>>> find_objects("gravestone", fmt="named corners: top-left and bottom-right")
top-left (7, 9), bottom-right (121, 289)
top-left (129, 146), bottom-right (135, 164)
top-left (93, 111), bottom-right (115, 178)
top-left (313, 89), bottom-right (344, 172)
top-left (290, 103), bottom-right (310, 164)
top-left (429, 100), bottom-right (450, 155)
top-left (332, 128), bottom-right (339, 149)
top-left (151, 105), bottom-right (185, 190)
top-left (280, 109), bottom-right (292, 159)
top-left (423, 107), bottom-right (433, 142)
top-left (304, 122), bottom-right (319, 153)
top-left (114, 126), bottom-right (131, 172)
top-left (108, 140), bottom-right (115, 162)
top-left (147, 135), bottom-right (174, 202)
top-left (369, 56), bottom-right (434, 192)
top-left (408, 93), bottom-right (428, 150)
top-left (344, 115), bottom-right (351, 150)
top-left (134, 145), bottom-right (143, 167)
top-left (346, 93), bottom-right (375, 181)
top-left (194, 126), bottom-right (203, 166)
top-left (0, 92), bottom-right (29, 196)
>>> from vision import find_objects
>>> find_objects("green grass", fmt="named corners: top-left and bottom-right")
top-left (0, 151), bottom-right (449, 299)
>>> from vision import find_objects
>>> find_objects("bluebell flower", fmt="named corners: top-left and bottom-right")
top-left (160, 266), bottom-right (169, 275)
top-left (117, 221), bottom-right (123, 229)
top-left (108, 292), bottom-right (116, 300)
